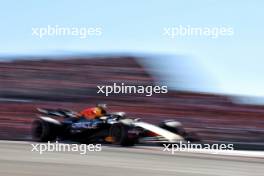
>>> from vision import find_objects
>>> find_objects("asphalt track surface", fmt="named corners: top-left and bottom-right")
top-left (0, 141), bottom-right (263, 176)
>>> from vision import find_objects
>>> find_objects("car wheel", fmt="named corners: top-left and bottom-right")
top-left (32, 119), bottom-right (58, 142)
top-left (110, 123), bottom-right (136, 146)
top-left (159, 120), bottom-right (201, 142)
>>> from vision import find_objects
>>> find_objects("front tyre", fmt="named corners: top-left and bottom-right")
top-left (110, 123), bottom-right (137, 146)
top-left (159, 120), bottom-right (200, 142)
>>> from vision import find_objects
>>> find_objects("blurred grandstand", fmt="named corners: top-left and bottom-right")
top-left (0, 56), bottom-right (263, 147)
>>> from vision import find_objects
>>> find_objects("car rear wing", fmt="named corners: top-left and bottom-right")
top-left (37, 108), bottom-right (78, 118)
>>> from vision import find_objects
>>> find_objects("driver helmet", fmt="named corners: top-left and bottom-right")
top-left (96, 104), bottom-right (107, 116)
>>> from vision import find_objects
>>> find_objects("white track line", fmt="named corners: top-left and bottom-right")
top-left (0, 140), bottom-right (263, 158)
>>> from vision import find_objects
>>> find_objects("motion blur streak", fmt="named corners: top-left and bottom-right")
top-left (0, 56), bottom-right (264, 145)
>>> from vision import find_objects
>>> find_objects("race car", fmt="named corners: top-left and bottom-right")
top-left (32, 108), bottom-right (200, 146)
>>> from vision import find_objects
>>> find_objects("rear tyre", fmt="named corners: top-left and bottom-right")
top-left (32, 119), bottom-right (58, 142)
top-left (110, 123), bottom-right (137, 146)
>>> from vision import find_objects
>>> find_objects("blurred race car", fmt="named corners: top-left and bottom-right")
top-left (32, 108), bottom-right (200, 146)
